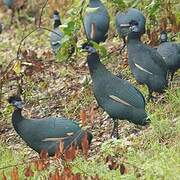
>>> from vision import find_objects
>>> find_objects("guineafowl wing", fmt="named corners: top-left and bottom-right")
top-left (105, 76), bottom-right (146, 109)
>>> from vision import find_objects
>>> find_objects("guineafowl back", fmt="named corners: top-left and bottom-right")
top-left (84, 0), bottom-right (109, 43)
top-left (157, 42), bottom-right (180, 72)
top-left (127, 37), bottom-right (168, 92)
top-left (14, 115), bottom-right (90, 156)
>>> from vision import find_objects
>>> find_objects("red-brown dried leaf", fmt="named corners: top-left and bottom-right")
top-left (55, 140), bottom-right (64, 159)
top-left (160, 17), bottom-right (167, 31)
top-left (81, 133), bottom-right (89, 159)
top-left (39, 149), bottom-right (48, 159)
top-left (120, 163), bottom-right (128, 175)
top-left (90, 106), bottom-right (95, 128)
top-left (106, 155), bottom-right (119, 170)
top-left (80, 109), bottom-right (87, 126)
top-left (24, 165), bottom-right (34, 177)
top-left (64, 145), bottom-right (76, 162)
top-left (1, 171), bottom-right (7, 180)
top-left (64, 167), bottom-right (73, 178)
top-left (11, 167), bottom-right (19, 180)
top-left (48, 169), bottom-right (63, 180)
top-left (34, 159), bottom-right (49, 171)
top-left (73, 173), bottom-right (81, 180)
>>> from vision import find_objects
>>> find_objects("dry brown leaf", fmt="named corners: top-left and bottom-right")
top-left (80, 109), bottom-right (87, 126)
top-left (120, 163), bottom-right (128, 175)
top-left (64, 145), bottom-right (76, 162)
top-left (24, 165), bottom-right (34, 177)
top-left (1, 171), bottom-right (7, 180)
top-left (90, 106), bottom-right (95, 128)
top-left (81, 133), bottom-right (89, 159)
top-left (11, 167), bottom-right (19, 180)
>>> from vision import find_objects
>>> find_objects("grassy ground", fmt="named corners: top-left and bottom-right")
top-left (0, 3), bottom-right (180, 179)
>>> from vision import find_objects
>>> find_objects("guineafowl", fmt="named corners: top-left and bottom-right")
top-left (83, 0), bottom-right (110, 43)
top-left (157, 31), bottom-right (180, 81)
top-left (121, 20), bottom-right (168, 100)
top-left (8, 96), bottom-right (93, 156)
top-left (50, 10), bottom-right (63, 54)
top-left (3, 0), bottom-right (25, 24)
top-left (116, 8), bottom-right (146, 49)
top-left (81, 43), bottom-right (149, 138)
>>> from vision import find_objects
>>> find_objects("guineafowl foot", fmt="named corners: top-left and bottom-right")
top-left (146, 95), bottom-right (157, 102)
top-left (170, 72), bottom-right (175, 82)
top-left (110, 119), bottom-right (119, 139)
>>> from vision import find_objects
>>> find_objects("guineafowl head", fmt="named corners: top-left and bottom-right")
top-left (160, 31), bottom-right (168, 43)
top-left (53, 10), bottom-right (61, 28)
top-left (81, 42), bottom-right (96, 54)
top-left (8, 95), bottom-right (23, 109)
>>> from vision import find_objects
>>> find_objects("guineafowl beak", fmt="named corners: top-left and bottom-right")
top-left (80, 42), bottom-right (96, 54)
top-left (12, 101), bottom-right (23, 109)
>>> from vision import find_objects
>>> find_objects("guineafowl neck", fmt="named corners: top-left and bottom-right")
top-left (90, 0), bottom-right (102, 6)
top-left (12, 108), bottom-right (23, 132)
top-left (87, 53), bottom-right (107, 78)
top-left (54, 20), bottom-right (61, 29)
top-left (127, 33), bottom-right (141, 43)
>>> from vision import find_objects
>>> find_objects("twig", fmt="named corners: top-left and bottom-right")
top-left (38, 0), bottom-right (49, 28)
top-left (79, 0), bottom-right (89, 42)
top-left (16, 28), bottom-right (38, 59)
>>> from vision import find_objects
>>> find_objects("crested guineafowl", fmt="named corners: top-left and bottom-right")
top-left (81, 43), bottom-right (149, 138)
top-left (50, 10), bottom-right (63, 54)
top-left (8, 96), bottom-right (93, 156)
top-left (83, 0), bottom-right (110, 43)
top-left (157, 31), bottom-right (180, 81)
top-left (116, 8), bottom-right (146, 49)
top-left (120, 20), bottom-right (168, 101)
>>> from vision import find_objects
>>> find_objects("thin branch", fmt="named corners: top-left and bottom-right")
top-left (79, 0), bottom-right (89, 42)
top-left (39, 0), bottom-right (49, 28)
top-left (16, 28), bottom-right (38, 59)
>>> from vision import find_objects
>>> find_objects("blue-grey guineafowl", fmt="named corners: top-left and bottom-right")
top-left (157, 31), bottom-right (180, 81)
top-left (121, 20), bottom-right (168, 100)
top-left (50, 10), bottom-right (63, 54)
top-left (83, 0), bottom-right (110, 43)
top-left (81, 43), bottom-right (149, 138)
top-left (8, 96), bottom-right (93, 156)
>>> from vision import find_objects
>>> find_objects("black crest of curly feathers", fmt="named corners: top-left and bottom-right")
top-left (8, 96), bottom-right (22, 104)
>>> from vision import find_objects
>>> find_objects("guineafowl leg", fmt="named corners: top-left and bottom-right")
top-left (110, 119), bottom-right (119, 139)
top-left (119, 37), bottom-right (126, 54)
top-left (147, 88), bottom-right (156, 102)
top-left (170, 72), bottom-right (175, 81)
